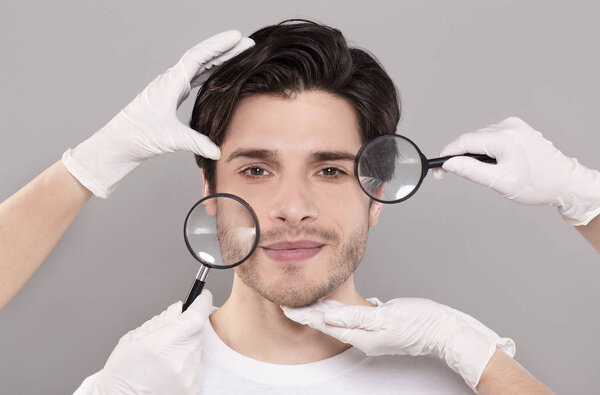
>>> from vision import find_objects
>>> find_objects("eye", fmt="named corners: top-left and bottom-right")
top-left (316, 167), bottom-right (348, 178)
top-left (241, 166), bottom-right (271, 178)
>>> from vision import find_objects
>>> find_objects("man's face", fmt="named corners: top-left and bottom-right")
top-left (204, 90), bottom-right (382, 307)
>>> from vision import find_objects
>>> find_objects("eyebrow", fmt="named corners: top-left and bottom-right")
top-left (225, 149), bottom-right (278, 162)
top-left (310, 150), bottom-right (356, 162)
top-left (225, 148), bottom-right (356, 163)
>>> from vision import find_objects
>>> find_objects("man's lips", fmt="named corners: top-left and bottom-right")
top-left (261, 240), bottom-right (325, 262)
top-left (263, 240), bottom-right (325, 250)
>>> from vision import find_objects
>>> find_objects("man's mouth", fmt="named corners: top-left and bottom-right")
top-left (261, 240), bottom-right (325, 262)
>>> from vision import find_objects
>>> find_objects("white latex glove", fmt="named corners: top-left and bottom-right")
top-left (281, 298), bottom-right (515, 391)
top-left (92, 289), bottom-right (213, 395)
top-left (62, 30), bottom-right (254, 198)
top-left (432, 117), bottom-right (600, 226)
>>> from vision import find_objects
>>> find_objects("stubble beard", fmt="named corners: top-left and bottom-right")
top-left (233, 224), bottom-right (369, 308)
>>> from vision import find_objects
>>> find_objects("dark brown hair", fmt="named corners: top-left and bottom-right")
top-left (189, 19), bottom-right (401, 192)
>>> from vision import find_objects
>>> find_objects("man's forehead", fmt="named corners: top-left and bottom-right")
top-left (220, 91), bottom-right (363, 154)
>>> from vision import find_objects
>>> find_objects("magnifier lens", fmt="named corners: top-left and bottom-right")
top-left (357, 134), bottom-right (424, 203)
top-left (184, 194), bottom-right (258, 269)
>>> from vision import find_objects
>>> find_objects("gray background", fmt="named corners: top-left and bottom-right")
top-left (1, 1), bottom-right (598, 393)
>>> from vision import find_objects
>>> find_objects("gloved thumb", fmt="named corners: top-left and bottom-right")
top-left (167, 121), bottom-right (221, 159)
top-left (174, 289), bottom-right (214, 338)
top-left (431, 168), bottom-right (447, 180)
top-left (442, 156), bottom-right (499, 187)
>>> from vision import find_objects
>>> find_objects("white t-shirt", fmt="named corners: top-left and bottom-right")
top-left (74, 298), bottom-right (472, 394)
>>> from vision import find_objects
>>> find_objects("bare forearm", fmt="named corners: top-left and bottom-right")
top-left (0, 160), bottom-right (92, 309)
top-left (476, 347), bottom-right (553, 394)
top-left (575, 213), bottom-right (600, 255)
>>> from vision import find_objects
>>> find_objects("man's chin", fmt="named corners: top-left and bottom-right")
top-left (235, 255), bottom-right (358, 308)
top-left (251, 281), bottom-right (336, 308)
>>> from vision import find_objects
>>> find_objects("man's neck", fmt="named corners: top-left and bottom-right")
top-left (209, 273), bottom-right (374, 364)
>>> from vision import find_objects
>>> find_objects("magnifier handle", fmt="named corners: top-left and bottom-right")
top-left (182, 279), bottom-right (205, 312)
top-left (427, 153), bottom-right (497, 169)
top-left (182, 265), bottom-right (210, 312)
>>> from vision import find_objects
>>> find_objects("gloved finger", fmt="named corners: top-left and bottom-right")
top-left (433, 128), bottom-right (497, 181)
top-left (282, 301), bottom-right (381, 330)
top-left (319, 299), bottom-right (347, 308)
top-left (282, 304), bottom-right (355, 339)
top-left (279, 299), bottom-right (338, 326)
top-left (177, 30), bottom-right (243, 84)
top-left (280, 303), bottom-right (330, 331)
top-left (280, 298), bottom-right (346, 316)
top-left (438, 129), bottom-right (500, 159)
top-left (441, 156), bottom-right (503, 188)
top-left (431, 168), bottom-right (447, 180)
top-left (190, 37), bottom-right (255, 89)
top-left (323, 305), bottom-right (383, 331)
top-left (281, 303), bottom-right (375, 350)
top-left (165, 121), bottom-right (221, 159)
top-left (173, 288), bottom-right (214, 338)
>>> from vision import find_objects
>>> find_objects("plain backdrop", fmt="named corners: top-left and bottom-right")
top-left (1, 1), bottom-right (599, 393)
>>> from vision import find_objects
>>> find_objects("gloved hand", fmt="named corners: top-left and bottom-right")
top-left (92, 289), bottom-right (213, 395)
top-left (432, 116), bottom-right (600, 226)
top-left (281, 298), bottom-right (515, 391)
top-left (62, 30), bottom-right (254, 198)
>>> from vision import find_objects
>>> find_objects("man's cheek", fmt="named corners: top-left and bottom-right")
top-left (225, 188), bottom-right (269, 218)
top-left (323, 194), bottom-right (367, 219)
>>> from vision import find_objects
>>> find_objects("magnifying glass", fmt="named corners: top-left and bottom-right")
top-left (182, 193), bottom-right (260, 312)
top-left (355, 134), bottom-right (497, 203)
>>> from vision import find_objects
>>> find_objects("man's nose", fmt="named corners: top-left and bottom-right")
top-left (269, 175), bottom-right (318, 227)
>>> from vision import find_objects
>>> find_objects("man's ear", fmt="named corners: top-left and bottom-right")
top-left (368, 200), bottom-right (383, 227)
top-left (201, 169), bottom-right (211, 197)
top-left (201, 169), bottom-right (217, 216)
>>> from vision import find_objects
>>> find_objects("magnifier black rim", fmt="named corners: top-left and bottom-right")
top-left (183, 192), bottom-right (261, 270)
top-left (354, 133), bottom-right (428, 204)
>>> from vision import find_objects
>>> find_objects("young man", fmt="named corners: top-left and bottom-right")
top-left (70, 20), bottom-right (580, 394)
top-left (3, 19), bottom-right (596, 394)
